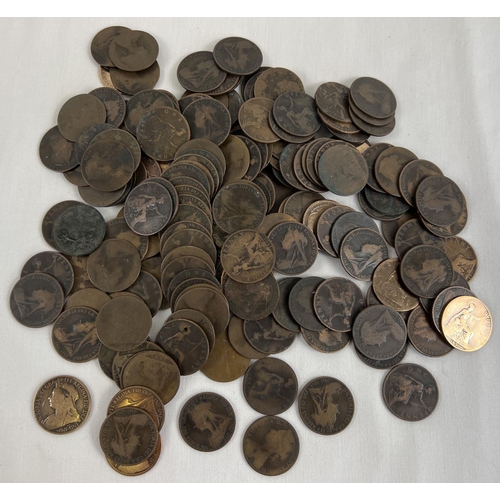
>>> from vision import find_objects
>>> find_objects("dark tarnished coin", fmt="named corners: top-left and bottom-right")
top-left (394, 218), bottom-right (442, 259)
top-left (399, 159), bottom-right (443, 206)
top-left (282, 192), bottom-right (324, 222)
top-left (273, 92), bottom-right (321, 137)
top-left (166, 267), bottom-right (219, 303)
top-left (272, 277), bottom-right (301, 332)
top-left (349, 109), bottom-right (396, 137)
top-left (355, 340), bottom-right (408, 370)
top-left (382, 363), bottom-right (438, 421)
top-left (400, 245), bottom-right (454, 299)
top-left (432, 286), bottom-right (476, 335)
top-left (220, 135), bottom-right (251, 183)
top-left (330, 211), bottom-right (379, 254)
top-left (221, 230), bottom-right (275, 283)
top-left (254, 173), bottom-right (276, 211)
top-left (91, 26), bottom-right (130, 67)
top-left (109, 62), bottom-right (160, 96)
top-left (39, 126), bottom-right (78, 172)
top-left (374, 146), bottom-right (417, 197)
top-left (244, 316), bottom-right (296, 355)
top-left (162, 228), bottom-right (216, 265)
top-left (168, 309), bottom-right (216, 352)
top-left (278, 143), bottom-right (307, 191)
top-left (362, 143), bottom-right (392, 192)
top-left (225, 274), bottom-right (279, 321)
top-left (243, 358), bottom-right (298, 415)
top-left (91, 127), bottom-right (141, 168)
top-left (52, 203), bottom-right (106, 256)
top-left (64, 166), bottom-right (88, 187)
top-left (68, 255), bottom-right (94, 293)
top-left (75, 122), bottom-right (117, 164)
top-left (340, 227), bottom-right (389, 281)
top-left (109, 29), bottom-right (159, 72)
top-left (34, 375), bottom-right (91, 434)
top-left (301, 327), bottom-right (350, 353)
top-left (179, 392), bottom-right (236, 452)
top-left (352, 305), bottom-right (407, 361)
top-left (257, 213), bottom-right (296, 237)
top-left (358, 189), bottom-right (400, 222)
top-left (10, 273), bottom-right (64, 328)
top-left (237, 136), bottom-right (261, 180)
top-left (137, 106), bottom-right (190, 161)
top-left (213, 36), bottom-right (263, 75)
top-left (164, 161), bottom-right (214, 198)
top-left (176, 138), bottom-right (227, 173)
top-left (106, 217), bottom-right (148, 260)
top-left (96, 295), bottom-right (151, 351)
top-left (52, 307), bottom-right (100, 362)
top-left (88, 239), bottom-right (141, 292)
top-left (314, 277), bottom-right (365, 332)
top-left (125, 271), bottom-right (163, 317)
top-left (316, 205), bottom-right (355, 257)
top-left (65, 288), bottom-right (110, 312)
top-left (177, 51), bottom-right (227, 93)
top-left (408, 306), bottom-right (453, 357)
top-left (89, 87), bottom-right (126, 127)
top-left (201, 328), bottom-right (250, 382)
top-left (317, 142), bottom-right (368, 196)
top-left (243, 415), bottom-right (299, 476)
top-left (381, 212), bottom-right (416, 248)
top-left (315, 82), bottom-right (351, 122)
top-left (421, 202), bottom-right (468, 237)
top-left (440, 236), bottom-right (477, 281)
top-left (21, 251), bottom-right (74, 297)
top-left (156, 319), bottom-right (209, 375)
top-left (289, 276), bottom-right (325, 332)
top-left (228, 315), bottom-right (267, 359)
top-left (268, 222), bottom-right (317, 275)
top-left (299, 377), bottom-right (354, 435)
top-left (78, 184), bottom-right (128, 207)
top-left (350, 77), bottom-right (397, 119)
top-left (238, 97), bottom-right (280, 144)
top-left (254, 67), bottom-right (304, 100)
top-left (364, 185), bottom-right (411, 217)
top-left (57, 94), bottom-right (106, 142)
top-left (100, 407), bottom-right (158, 465)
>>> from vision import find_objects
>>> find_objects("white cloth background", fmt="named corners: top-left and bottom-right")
top-left (0, 18), bottom-right (499, 483)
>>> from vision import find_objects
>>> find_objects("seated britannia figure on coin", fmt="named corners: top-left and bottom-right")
top-left (188, 402), bottom-right (232, 449)
top-left (388, 373), bottom-right (433, 411)
top-left (249, 366), bottom-right (293, 401)
top-left (344, 242), bottom-right (385, 274)
top-left (445, 301), bottom-right (481, 347)
top-left (53, 320), bottom-right (98, 358)
top-left (43, 381), bottom-right (81, 430)
top-left (309, 381), bottom-right (342, 428)
top-left (326, 283), bottom-right (356, 328)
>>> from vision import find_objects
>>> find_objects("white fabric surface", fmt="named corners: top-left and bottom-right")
top-left (0, 18), bottom-right (499, 483)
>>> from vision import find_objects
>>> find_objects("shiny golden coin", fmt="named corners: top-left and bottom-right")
top-left (441, 296), bottom-right (492, 352)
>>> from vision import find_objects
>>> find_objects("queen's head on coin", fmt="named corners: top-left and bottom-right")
top-left (43, 381), bottom-right (81, 430)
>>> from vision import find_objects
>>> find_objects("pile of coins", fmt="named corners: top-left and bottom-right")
top-left (10, 26), bottom-right (493, 477)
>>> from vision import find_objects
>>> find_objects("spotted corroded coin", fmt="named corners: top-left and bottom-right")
top-left (350, 77), bottom-right (397, 120)
top-left (179, 392), bottom-right (236, 452)
top-left (177, 51), bottom-right (227, 93)
top-left (299, 377), bottom-right (354, 435)
top-left (243, 357), bottom-right (298, 415)
top-left (33, 374), bottom-right (92, 438)
top-left (39, 126), bottom-right (78, 172)
top-left (221, 230), bottom-right (275, 284)
top-left (52, 307), bottom-right (100, 363)
top-left (382, 363), bottom-right (438, 421)
top-left (243, 415), bottom-right (300, 476)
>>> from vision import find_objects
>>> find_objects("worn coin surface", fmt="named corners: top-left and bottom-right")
top-left (220, 135), bottom-right (250, 183)
top-left (106, 437), bottom-right (162, 477)
top-left (362, 143), bottom-right (392, 192)
top-left (125, 271), bottom-right (163, 317)
top-left (399, 159), bottom-right (443, 206)
top-left (168, 309), bottom-right (216, 351)
top-left (243, 415), bottom-right (300, 476)
top-left (254, 67), bottom-right (304, 100)
top-left (355, 340), bottom-right (408, 370)
top-left (109, 61), bottom-right (160, 95)
top-left (440, 236), bottom-right (478, 282)
top-left (177, 51), bottom-right (227, 93)
top-left (227, 315), bottom-right (268, 359)
top-left (105, 217), bottom-right (149, 259)
top-left (89, 87), bottom-right (126, 127)
top-left (375, 147), bottom-right (417, 197)
top-left (243, 357), bottom-right (298, 415)
top-left (315, 82), bottom-right (351, 122)
top-left (91, 26), bottom-right (130, 67)
top-left (394, 218), bottom-right (442, 259)
top-left (288, 276), bottom-right (325, 332)
top-left (273, 92), bottom-right (322, 137)
top-left (91, 128), bottom-right (141, 168)
top-left (330, 211), bottom-right (380, 254)
top-left (382, 363), bottom-right (438, 421)
top-left (39, 126), bottom-right (79, 172)
top-left (179, 392), bottom-right (236, 452)
top-left (350, 77), bottom-right (397, 119)
top-left (109, 29), bottom-right (159, 72)
top-left (244, 315), bottom-right (296, 355)
top-left (43, 202), bottom-right (84, 245)
top-left (301, 327), bottom-right (350, 353)
top-left (65, 288), bottom-right (110, 312)
top-left (272, 277), bottom-right (301, 332)
top-left (431, 285), bottom-right (476, 334)
top-left (213, 36), bottom-right (263, 75)
top-left (299, 377), bottom-right (355, 435)
top-left (238, 97), bottom-right (280, 144)
top-left (34, 375), bottom-right (92, 434)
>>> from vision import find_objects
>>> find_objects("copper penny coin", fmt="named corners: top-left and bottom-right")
top-left (156, 319), bottom-right (209, 375)
top-left (220, 135), bottom-right (251, 183)
top-left (68, 255), bottom-right (94, 293)
top-left (350, 77), bottom-right (397, 119)
top-left (164, 163), bottom-right (214, 198)
top-left (167, 309), bottom-right (216, 351)
top-left (273, 92), bottom-right (322, 137)
top-left (179, 392), bottom-right (236, 452)
top-left (96, 295), bottom-right (152, 351)
top-left (63, 166), bottom-right (88, 187)
top-left (272, 277), bottom-right (301, 332)
top-left (74, 122), bottom-right (117, 164)
top-left (65, 288), bottom-right (110, 312)
top-left (227, 315), bottom-right (268, 359)
top-left (440, 236), bottom-right (478, 282)
top-left (254, 67), bottom-right (304, 100)
top-left (362, 143), bottom-right (392, 193)
top-left (87, 239), bottom-right (141, 292)
top-left (91, 26), bottom-right (130, 67)
top-left (106, 438), bottom-right (162, 477)
top-left (162, 228), bottom-right (216, 264)
top-left (382, 363), bottom-right (439, 421)
top-left (364, 185), bottom-right (411, 217)
top-left (177, 51), bottom-right (227, 92)
top-left (381, 212), bottom-right (416, 248)
top-left (39, 126), bottom-right (78, 172)
top-left (315, 82), bottom-right (351, 122)
top-left (281, 192), bottom-right (324, 223)
top-left (394, 218), bottom-right (443, 259)
top-left (91, 127), bottom-right (141, 169)
top-left (225, 275), bottom-right (279, 321)
top-left (57, 94), bottom-right (106, 142)
top-left (244, 315), bottom-right (296, 355)
top-left (125, 271), bottom-right (163, 317)
top-left (105, 217), bottom-right (149, 260)
top-left (399, 159), bottom-right (443, 207)
top-left (238, 97), bottom-right (280, 144)
top-left (109, 62), bottom-right (160, 96)
top-left (33, 375), bottom-right (91, 434)
top-left (10, 273), bottom-right (64, 328)
top-left (299, 376), bottom-right (355, 435)
top-left (374, 147), bottom-right (417, 197)
top-left (78, 184), bottom-right (129, 207)
top-left (213, 36), bottom-right (263, 75)
top-left (89, 87), bottom-right (126, 127)
top-left (288, 276), bottom-right (325, 332)
top-left (237, 136), bottom-right (262, 180)
top-left (176, 138), bottom-right (226, 173)
top-left (316, 205), bottom-right (355, 257)
top-left (355, 340), bottom-right (408, 370)
top-left (243, 357), bottom-right (298, 415)
top-left (166, 267), bottom-right (219, 302)
top-left (432, 286), bottom-right (476, 334)
top-left (301, 327), bottom-right (350, 353)
top-left (421, 203), bottom-right (468, 238)
top-left (220, 230), bottom-right (275, 284)
top-left (255, 173), bottom-right (277, 211)
top-left (109, 29), bottom-right (159, 72)
top-left (314, 277), bottom-right (365, 332)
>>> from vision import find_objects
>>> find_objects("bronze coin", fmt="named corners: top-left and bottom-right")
top-left (168, 309), bottom-right (216, 351)
top-left (317, 110), bottom-right (361, 136)
top-left (256, 213), bottom-right (296, 237)
top-left (244, 315), bottom-right (296, 355)
top-left (176, 138), bottom-right (227, 173)
top-left (400, 245), bottom-right (454, 299)
top-left (108, 29), bottom-right (158, 72)
top-left (74, 122), bottom-right (117, 164)
top-left (301, 327), bottom-right (350, 353)
top-left (57, 94), bottom-right (106, 142)
top-left (213, 36), bottom-right (262, 75)
top-left (179, 392), bottom-right (236, 452)
top-left (243, 357), bottom-right (298, 415)
top-left (372, 258), bottom-right (419, 311)
top-left (399, 159), bottom-right (443, 207)
top-left (141, 256), bottom-right (162, 282)
top-left (355, 340), bottom-right (408, 370)
top-left (350, 77), bottom-right (397, 119)
top-left (64, 166), bottom-right (88, 187)
top-left (21, 251), bottom-right (74, 297)
top-left (68, 255), bottom-right (94, 293)
top-left (177, 150), bottom-right (224, 188)
top-left (329, 128), bottom-right (370, 145)
top-left (299, 376), bottom-right (355, 435)
top-left (362, 143), bottom-right (392, 193)
top-left (317, 142), bottom-right (368, 196)
top-left (106, 437), bottom-right (162, 476)
top-left (284, 193), bottom-right (328, 227)
top-left (91, 26), bottom-right (130, 67)
top-left (440, 236), bottom-right (477, 281)
top-left (33, 375), bottom-right (91, 434)
top-left (207, 74), bottom-right (241, 96)
top-left (175, 184), bottom-right (211, 211)
top-left (357, 189), bottom-right (400, 222)
top-left (349, 93), bottom-right (395, 126)
top-left (156, 319), bottom-right (209, 375)
top-left (225, 274), bottom-right (279, 321)
top-left (352, 305), bottom-right (407, 361)
top-left (105, 217), bottom-right (149, 260)
top-left (228, 315), bottom-right (268, 359)
top-left (254, 67), bottom-right (305, 100)
top-left (288, 276), bottom-right (325, 332)
top-left (236, 136), bottom-right (261, 181)
top-left (177, 51), bottom-right (227, 93)
top-left (183, 98), bottom-right (231, 146)
top-left (421, 202), bottom-right (468, 237)
top-left (349, 109), bottom-right (396, 137)
top-left (340, 227), bottom-right (389, 281)
top-left (109, 61), bottom-right (160, 95)
top-left (221, 230), bottom-right (275, 283)
top-left (278, 143), bottom-right (308, 191)
top-left (178, 193), bottom-right (213, 222)
top-left (100, 407), bottom-right (158, 465)
top-left (314, 277), bottom-right (365, 332)
top-left (52, 307), bottom-right (100, 362)
top-left (99, 66), bottom-right (115, 89)
top-left (162, 228), bottom-right (216, 264)
top-left (243, 415), bottom-right (299, 476)
top-left (375, 147), bottom-right (418, 197)
top-left (273, 92), bottom-right (322, 137)
top-left (144, 178), bottom-right (180, 217)
top-left (39, 126), bottom-right (78, 172)
top-left (407, 306), bottom-right (453, 357)
top-left (78, 184), bottom-right (128, 207)
top-left (201, 328), bottom-right (250, 382)
top-left (420, 270), bottom-right (470, 314)
top-left (166, 267), bottom-right (219, 301)
top-left (316, 205), bottom-right (355, 257)
top-left (254, 173), bottom-right (276, 211)
top-left (96, 295), bottom-right (151, 351)
top-left (364, 185), bottom-right (411, 217)
top-left (268, 222), bottom-right (317, 275)
top-left (330, 211), bottom-right (380, 254)
top-left (91, 127), bottom-right (141, 169)
top-left (220, 135), bottom-right (251, 183)
top-left (99, 343), bottom-right (118, 380)
top-left (89, 87), bottom-right (126, 127)
top-left (272, 277), bottom-right (301, 332)
top-left (163, 162), bottom-right (214, 198)
top-left (125, 271), bottom-right (163, 317)
top-left (382, 363), bottom-right (439, 421)
top-left (238, 97), bottom-right (280, 144)
top-left (315, 82), bottom-right (351, 122)
top-left (432, 285), bottom-right (476, 335)
top-left (302, 200), bottom-right (340, 236)
top-left (87, 239), bottom-right (141, 293)
top-left (65, 288), bottom-right (110, 312)
top-left (380, 212), bottom-right (416, 248)
top-left (142, 157), bottom-right (162, 178)
top-left (394, 218), bottom-right (443, 259)
top-left (10, 272), bottom-right (64, 328)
